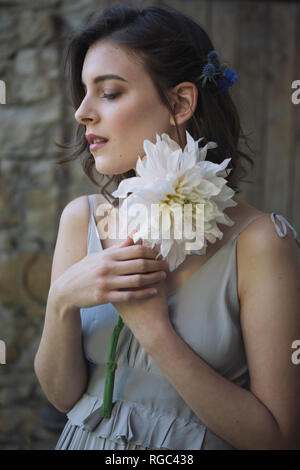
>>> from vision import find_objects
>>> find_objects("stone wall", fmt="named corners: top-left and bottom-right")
top-left (0, 0), bottom-right (126, 450)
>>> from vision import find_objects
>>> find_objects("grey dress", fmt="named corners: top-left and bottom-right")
top-left (55, 195), bottom-right (300, 450)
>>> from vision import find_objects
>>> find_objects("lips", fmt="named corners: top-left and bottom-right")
top-left (89, 140), bottom-right (108, 151)
top-left (85, 133), bottom-right (108, 144)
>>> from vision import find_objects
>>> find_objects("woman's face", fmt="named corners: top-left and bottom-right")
top-left (75, 40), bottom-right (178, 175)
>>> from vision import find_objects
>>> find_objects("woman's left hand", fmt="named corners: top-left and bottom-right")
top-left (111, 236), bottom-right (173, 348)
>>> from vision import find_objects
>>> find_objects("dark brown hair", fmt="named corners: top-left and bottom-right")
top-left (56, 3), bottom-right (255, 206)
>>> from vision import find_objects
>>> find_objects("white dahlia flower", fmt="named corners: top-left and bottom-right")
top-left (112, 130), bottom-right (237, 271)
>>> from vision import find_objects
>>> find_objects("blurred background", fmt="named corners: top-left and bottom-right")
top-left (0, 0), bottom-right (299, 450)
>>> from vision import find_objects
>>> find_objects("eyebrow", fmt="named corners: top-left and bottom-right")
top-left (81, 74), bottom-right (128, 88)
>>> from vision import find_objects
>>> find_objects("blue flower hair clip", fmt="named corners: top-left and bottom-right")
top-left (196, 50), bottom-right (238, 93)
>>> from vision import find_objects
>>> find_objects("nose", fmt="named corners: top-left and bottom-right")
top-left (74, 95), bottom-right (99, 125)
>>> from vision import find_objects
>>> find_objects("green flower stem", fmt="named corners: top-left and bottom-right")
top-left (100, 315), bottom-right (124, 418)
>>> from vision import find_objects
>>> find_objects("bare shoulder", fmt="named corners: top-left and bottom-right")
top-left (238, 210), bottom-right (298, 255)
top-left (50, 195), bottom-right (92, 286)
top-left (61, 193), bottom-right (111, 225)
top-left (61, 194), bottom-right (90, 220)
top-left (237, 209), bottom-right (300, 299)
top-left (60, 194), bottom-right (93, 243)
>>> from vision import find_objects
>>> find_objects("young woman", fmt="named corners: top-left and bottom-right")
top-left (34, 4), bottom-right (300, 450)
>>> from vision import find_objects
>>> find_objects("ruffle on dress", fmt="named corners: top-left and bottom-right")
top-left (55, 392), bottom-right (206, 450)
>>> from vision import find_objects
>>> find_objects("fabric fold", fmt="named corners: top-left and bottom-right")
top-left (66, 393), bottom-right (206, 450)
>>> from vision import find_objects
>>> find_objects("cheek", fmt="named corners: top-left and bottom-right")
top-left (108, 94), bottom-right (170, 165)
top-left (113, 91), bottom-right (165, 133)
top-left (112, 100), bottom-right (149, 132)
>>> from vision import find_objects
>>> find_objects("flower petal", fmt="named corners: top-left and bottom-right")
top-left (111, 129), bottom-right (237, 271)
top-left (112, 177), bottom-right (145, 198)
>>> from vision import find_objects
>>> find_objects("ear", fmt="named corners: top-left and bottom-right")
top-left (168, 82), bottom-right (198, 127)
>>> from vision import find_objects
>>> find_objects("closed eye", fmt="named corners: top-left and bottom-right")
top-left (103, 93), bottom-right (121, 100)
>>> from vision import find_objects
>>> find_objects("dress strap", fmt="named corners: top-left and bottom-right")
top-left (87, 195), bottom-right (102, 249)
top-left (87, 194), bottom-right (94, 222)
top-left (233, 213), bottom-right (300, 249)
top-left (270, 212), bottom-right (300, 248)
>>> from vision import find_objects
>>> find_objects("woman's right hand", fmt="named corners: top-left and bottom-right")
top-left (49, 235), bottom-right (169, 310)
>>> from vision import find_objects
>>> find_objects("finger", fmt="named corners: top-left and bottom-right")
top-left (109, 271), bottom-right (166, 289)
top-left (104, 234), bottom-right (134, 253)
top-left (108, 287), bottom-right (158, 303)
top-left (112, 243), bottom-right (160, 261)
top-left (117, 230), bottom-right (138, 248)
top-left (113, 258), bottom-right (169, 275)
